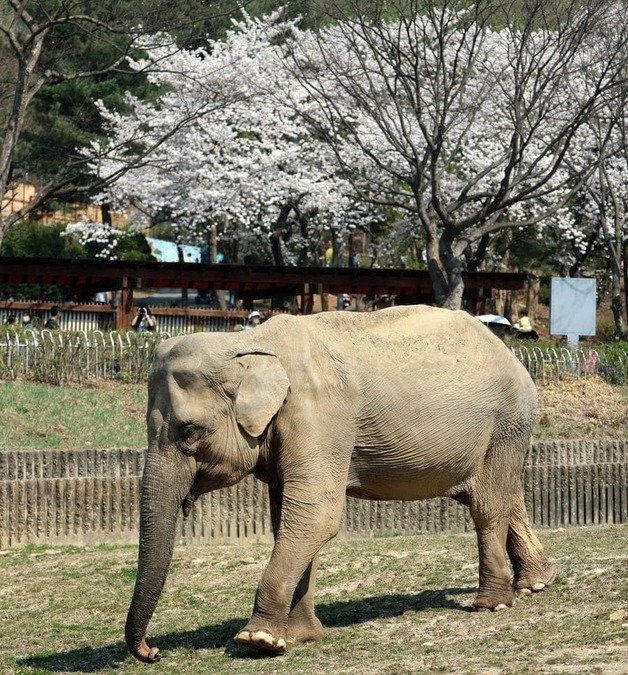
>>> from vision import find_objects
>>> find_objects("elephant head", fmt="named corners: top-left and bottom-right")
top-left (125, 335), bottom-right (290, 663)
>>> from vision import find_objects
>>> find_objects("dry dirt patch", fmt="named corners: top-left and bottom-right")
top-left (536, 377), bottom-right (627, 438)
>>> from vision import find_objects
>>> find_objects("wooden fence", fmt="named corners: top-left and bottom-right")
top-left (0, 301), bottom-right (250, 333)
top-left (0, 439), bottom-right (625, 548)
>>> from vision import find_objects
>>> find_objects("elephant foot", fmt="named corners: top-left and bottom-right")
top-left (235, 618), bottom-right (287, 655)
top-left (515, 562), bottom-right (556, 595)
top-left (287, 612), bottom-right (324, 645)
top-left (473, 585), bottom-right (515, 612)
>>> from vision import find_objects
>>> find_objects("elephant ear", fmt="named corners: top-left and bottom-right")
top-left (233, 352), bottom-right (290, 437)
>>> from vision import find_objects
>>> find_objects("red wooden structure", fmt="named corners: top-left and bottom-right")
top-left (0, 257), bottom-right (527, 329)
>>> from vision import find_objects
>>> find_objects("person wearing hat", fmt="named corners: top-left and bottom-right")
top-left (245, 311), bottom-right (261, 329)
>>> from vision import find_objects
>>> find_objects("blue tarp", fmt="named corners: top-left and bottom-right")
top-left (146, 237), bottom-right (201, 263)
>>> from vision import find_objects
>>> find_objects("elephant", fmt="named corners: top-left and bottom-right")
top-left (125, 305), bottom-right (555, 662)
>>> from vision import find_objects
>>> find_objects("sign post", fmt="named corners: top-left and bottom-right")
top-left (550, 277), bottom-right (597, 348)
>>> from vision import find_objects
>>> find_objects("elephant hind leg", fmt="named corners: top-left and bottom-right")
top-left (507, 489), bottom-right (555, 593)
top-left (467, 500), bottom-right (515, 612)
top-left (453, 473), bottom-right (516, 611)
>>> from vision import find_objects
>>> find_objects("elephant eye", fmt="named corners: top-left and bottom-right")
top-left (179, 423), bottom-right (205, 454)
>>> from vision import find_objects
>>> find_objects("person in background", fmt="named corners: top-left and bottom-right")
top-left (518, 311), bottom-right (533, 333)
top-left (245, 311), bottom-right (261, 329)
top-left (131, 306), bottom-right (156, 332)
top-left (44, 305), bottom-right (61, 329)
top-left (6, 315), bottom-right (16, 326)
top-left (21, 314), bottom-right (33, 329)
top-left (513, 311), bottom-right (538, 340)
top-left (324, 241), bottom-right (334, 267)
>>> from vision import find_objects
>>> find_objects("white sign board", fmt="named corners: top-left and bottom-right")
top-left (550, 277), bottom-right (596, 337)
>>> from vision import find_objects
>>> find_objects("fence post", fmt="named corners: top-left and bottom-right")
top-left (116, 280), bottom-right (134, 330)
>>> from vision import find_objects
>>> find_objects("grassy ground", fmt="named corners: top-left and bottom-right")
top-left (0, 381), bottom-right (146, 449)
top-left (0, 526), bottom-right (625, 674)
top-left (0, 377), bottom-right (625, 450)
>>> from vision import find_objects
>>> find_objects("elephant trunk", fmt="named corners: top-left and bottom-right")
top-left (125, 452), bottom-right (194, 663)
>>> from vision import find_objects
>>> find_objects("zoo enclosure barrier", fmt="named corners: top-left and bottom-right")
top-left (0, 439), bottom-right (625, 548)
top-left (0, 328), bottom-right (626, 384)
top-left (0, 301), bottom-right (251, 334)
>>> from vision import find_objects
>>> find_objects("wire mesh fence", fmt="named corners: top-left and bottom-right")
top-left (0, 328), bottom-right (626, 385)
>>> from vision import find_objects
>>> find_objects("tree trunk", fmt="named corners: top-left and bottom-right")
top-left (624, 228), bottom-right (628, 332)
top-left (526, 273), bottom-right (540, 325)
top-left (426, 233), bottom-right (465, 310)
top-left (605, 221), bottom-right (626, 337)
top-left (209, 222), bottom-right (218, 264)
top-left (270, 204), bottom-right (292, 267)
top-left (597, 165), bottom-right (626, 337)
top-left (0, 31), bottom-right (48, 250)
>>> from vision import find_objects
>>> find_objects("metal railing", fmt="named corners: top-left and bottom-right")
top-left (0, 328), bottom-right (626, 385)
top-left (511, 345), bottom-right (627, 384)
top-left (0, 329), bottom-right (169, 384)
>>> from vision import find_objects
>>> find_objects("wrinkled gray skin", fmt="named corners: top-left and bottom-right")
top-left (125, 306), bottom-right (555, 662)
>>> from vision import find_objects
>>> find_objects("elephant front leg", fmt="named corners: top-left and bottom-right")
top-left (235, 486), bottom-right (342, 654)
top-left (287, 557), bottom-right (324, 645)
top-left (266, 485), bottom-right (323, 646)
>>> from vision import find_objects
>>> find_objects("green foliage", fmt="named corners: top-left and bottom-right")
top-left (83, 231), bottom-right (157, 262)
top-left (116, 233), bottom-right (156, 261)
top-left (0, 220), bottom-right (85, 258)
top-left (595, 341), bottom-right (628, 385)
top-left (595, 317), bottom-right (621, 343)
top-left (0, 221), bottom-right (84, 300)
top-left (0, 216), bottom-right (155, 265)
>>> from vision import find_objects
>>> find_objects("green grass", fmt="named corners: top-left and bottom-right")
top-left (1, 377), bottom-right (626, 451)
top-left (0, 527), bottom-right (625, 673)
top-left (0, 381), bottom-right (146, 449)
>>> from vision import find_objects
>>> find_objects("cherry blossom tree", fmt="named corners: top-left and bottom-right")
top-left (285, 0), bottom-right (628, 308)
top-left (563, 106), bottom-right (627, 335)
top-left (81, 13), bottom-right (380, 266)
top-left (72, 0), bottom-right (626, 322)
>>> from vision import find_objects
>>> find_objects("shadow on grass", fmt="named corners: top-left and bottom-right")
top-left (18, 619), bottom-right (246, 673)
top-left (19, 587), bottom-right (474, 671)
top-left (317, 586), bottom-right (475, 626)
